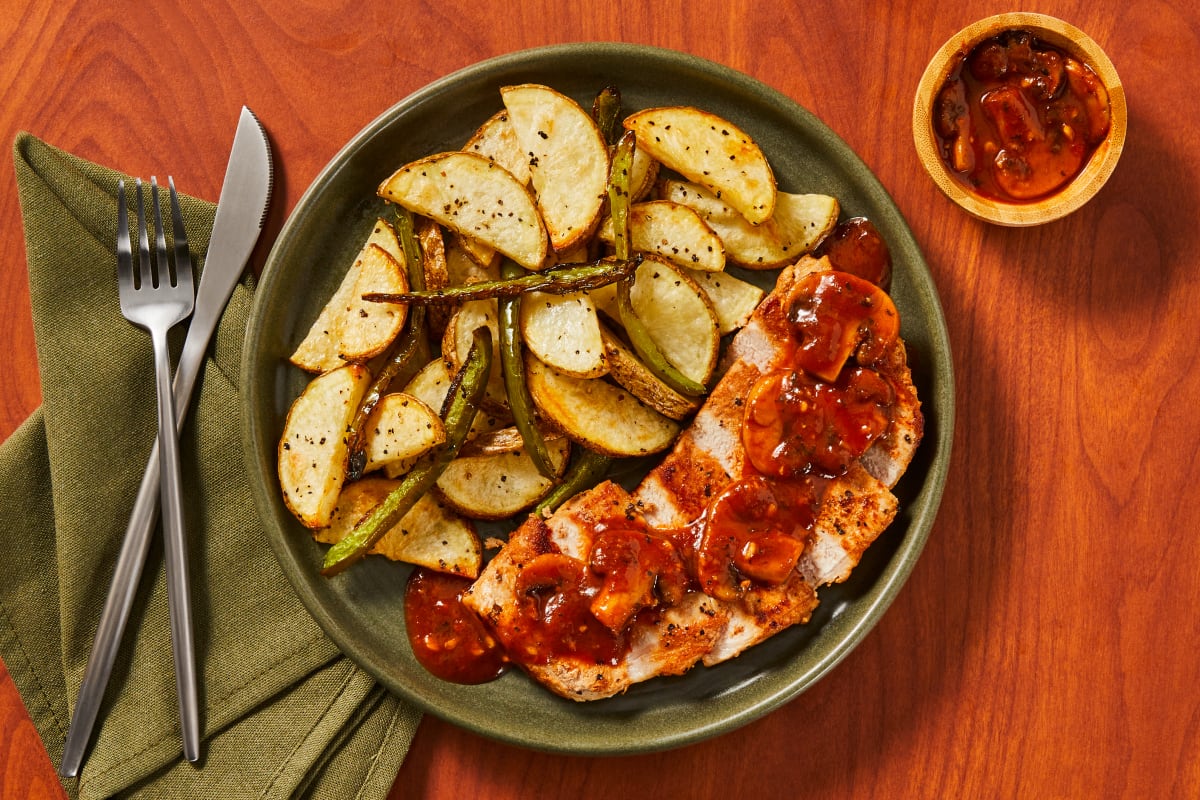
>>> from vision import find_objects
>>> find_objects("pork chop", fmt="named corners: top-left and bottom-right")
top-left (463, 255), bottom-right (924, 699)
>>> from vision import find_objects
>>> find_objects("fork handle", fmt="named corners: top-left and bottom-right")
top-left (152, 329), bottom-right (201, 763)
top-left (59, 296), bottom-right (216, 777)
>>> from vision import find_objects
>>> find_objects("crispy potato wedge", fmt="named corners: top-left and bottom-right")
top-left (278, 364), bottom-right (372, 528)
top-left (457, 425), bottom-right (565, 458)
top-left (599, 323), bottom-right (700, 421)
top-left (446, 235), bottom-right (500, 286)
top-left (336, 243), bottom-right (409, 362)
top-left (628, 145), bottom-right (660, 202)
top-left (386, 357), bottom-right (510, 480)
top-left (289, 220), bottom-right (406, 373)
top-left (415, 217), bottom-right (452, 338)
top-left (769, 190), bottom-right (840, 257)
top-left (442, 299), bottom-right (508, 411)
top-left (597, 200), bottom-right (725, 272)
top-left (526, 354), bottom-right (679, 456)
top-left (361, 392), bottom-right (446, 474)
top-left (626, 255), bottom-right (720, 384)
top-left (680, 266), bottom-right (765, 335)
top-left (520, 289), bottom-right (607, 378)
top-left (463, 109), bottom-right (531, 185)
top-left (402, 358), bottom-right (509, 440)
top-left (624, 106), bottom-right (776, 224)
top-left (588, 254), bottom-right (720, 385)
top-left (314, 478), bottom-right (481, 578)
top-left (436, 436), bottom-right (571, 520)
top-left (659, 179), bottom-right (789, 268)
top-left (378, 150), bottom-right (547, 270)
top-left (452, 232), bottom-right (500, 274)
top-left (660, 178), bottom-right (839, 268)
top-left (415, 216), bottom-right (448, 292)
top-left (502, 84), bottom-right (609, 252)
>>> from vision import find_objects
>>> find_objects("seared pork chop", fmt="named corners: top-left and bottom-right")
top-left (463, 255), bottom-right (923, 699)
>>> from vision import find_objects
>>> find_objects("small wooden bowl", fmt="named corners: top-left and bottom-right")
top-left (912, 12), bottom-right (1127, 226)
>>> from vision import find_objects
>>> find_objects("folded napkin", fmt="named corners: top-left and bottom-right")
top-left (0, 135), bottom-right (421, 799)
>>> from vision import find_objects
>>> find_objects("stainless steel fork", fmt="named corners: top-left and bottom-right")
top-left (115, 177), bottom-right (200, 762)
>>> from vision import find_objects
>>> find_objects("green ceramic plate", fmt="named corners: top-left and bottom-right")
top-left (243, 43), bottom-right (954, 754)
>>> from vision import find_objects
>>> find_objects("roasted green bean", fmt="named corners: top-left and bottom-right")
top-left (344, 210), bottom-right (428, 481)
top-left (607, 131), bottom-right (707, 397)
top-left (498, 259), bottom-right (556, 478)
top-left (322, 326), bottom-right (493, 576)
top-left (362, 257), bottom-right (637, 305)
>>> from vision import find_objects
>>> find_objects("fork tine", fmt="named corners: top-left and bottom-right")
top-left (151, 177), bottom-right (172, 288)
top-left (167, 177), bottom-right (192, 288)
top-left (135, 178), bottom-right (152, 290)
top-left (116, 180), bottom-right (133, 287)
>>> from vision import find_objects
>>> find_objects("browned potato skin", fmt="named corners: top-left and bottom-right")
top-left (598, 324), bottom-right (700, 421)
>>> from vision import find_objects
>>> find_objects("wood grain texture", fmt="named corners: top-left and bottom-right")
top-left (2, 1), bottom-right (1198, 798)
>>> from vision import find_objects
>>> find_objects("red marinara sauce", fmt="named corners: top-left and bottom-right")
top-left (933, 29), bottom-right (1112, 202)
top-left (404, 568), bottom-right (507, 684)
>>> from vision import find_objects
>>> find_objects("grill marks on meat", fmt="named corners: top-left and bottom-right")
top-left (462, 256), bottom-right (923, 700)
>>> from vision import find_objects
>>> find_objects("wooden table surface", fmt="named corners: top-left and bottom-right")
top-left (3, 2), bottom-right (1198, 798)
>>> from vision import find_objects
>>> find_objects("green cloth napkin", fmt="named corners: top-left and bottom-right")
top-left (0, 135), bottom-right (422, 799)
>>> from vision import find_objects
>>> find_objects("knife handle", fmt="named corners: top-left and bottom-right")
top-left (59, 439), bottom-right (162, 777)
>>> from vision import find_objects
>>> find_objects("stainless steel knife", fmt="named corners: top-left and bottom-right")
top-left (59, 106), bottom-right (273, 778)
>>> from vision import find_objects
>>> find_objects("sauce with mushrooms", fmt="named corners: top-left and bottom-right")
top-left (815, 217), bottom-right (892, 290)
top-left (408, 263), bottom-right (905, 681)
top-left (933, 29), bottom-right (1111, 202)
top-left (697, 269), bottom-right (900, 602)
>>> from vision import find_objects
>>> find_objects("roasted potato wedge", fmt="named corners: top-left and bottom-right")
top-left (452, 231), bottom-right (500, 274)
top-left (414, 217), bottom-right (452, 338)
top-left (463, 109), bottom-right (531, 185)
top-left (457, 425), bottom-right (565, 458)
top-left (314, 478), bottom-right (482, 578)
top-left (680, 266), bottom-right (765, 335)
top-left (526, 354), bottom-right (679, 457)
top-left (289, 220), bottom-right (406, 373)
top-left (659, 179), bottom-right (789, 268)
top-left (415, 216), bottom-right (448, 291)
top-left (378, 150), bottom-right (548, 270)
top-left (361, 392), bottom-right (446, 474)
top-left (768, 191), bottom-right (840, 257)
top-left (660, 178), bottom-right (838, 268)
top-left (445, 235), bottom-right (500, 286)
top-left (520, 289), bottom-right (607, 378)
top-left (382, 356), bottom-right (511, 481)
top-left (501, 84), bottom-right (610, 252)
top-left (436, 436), bottom-right (571, 520)
top-left (336, 243), bottom-right (409, 362)
top-left (597, 200), bottom-right (725, 272)
top-left (624, 106), bottom-right (776, 224)
top-left (278, 364), bottom-right (372, 528)
top-left (589, 254), bottom-right (720, 385)
top-left (442, 299), bottom-right (508, 411)
top-left (401, 357), bottom-right (509, 439)
top-left (599, 323), bottom-right (700, 421)
top-left (628, 145), bottom-right (660, 202)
